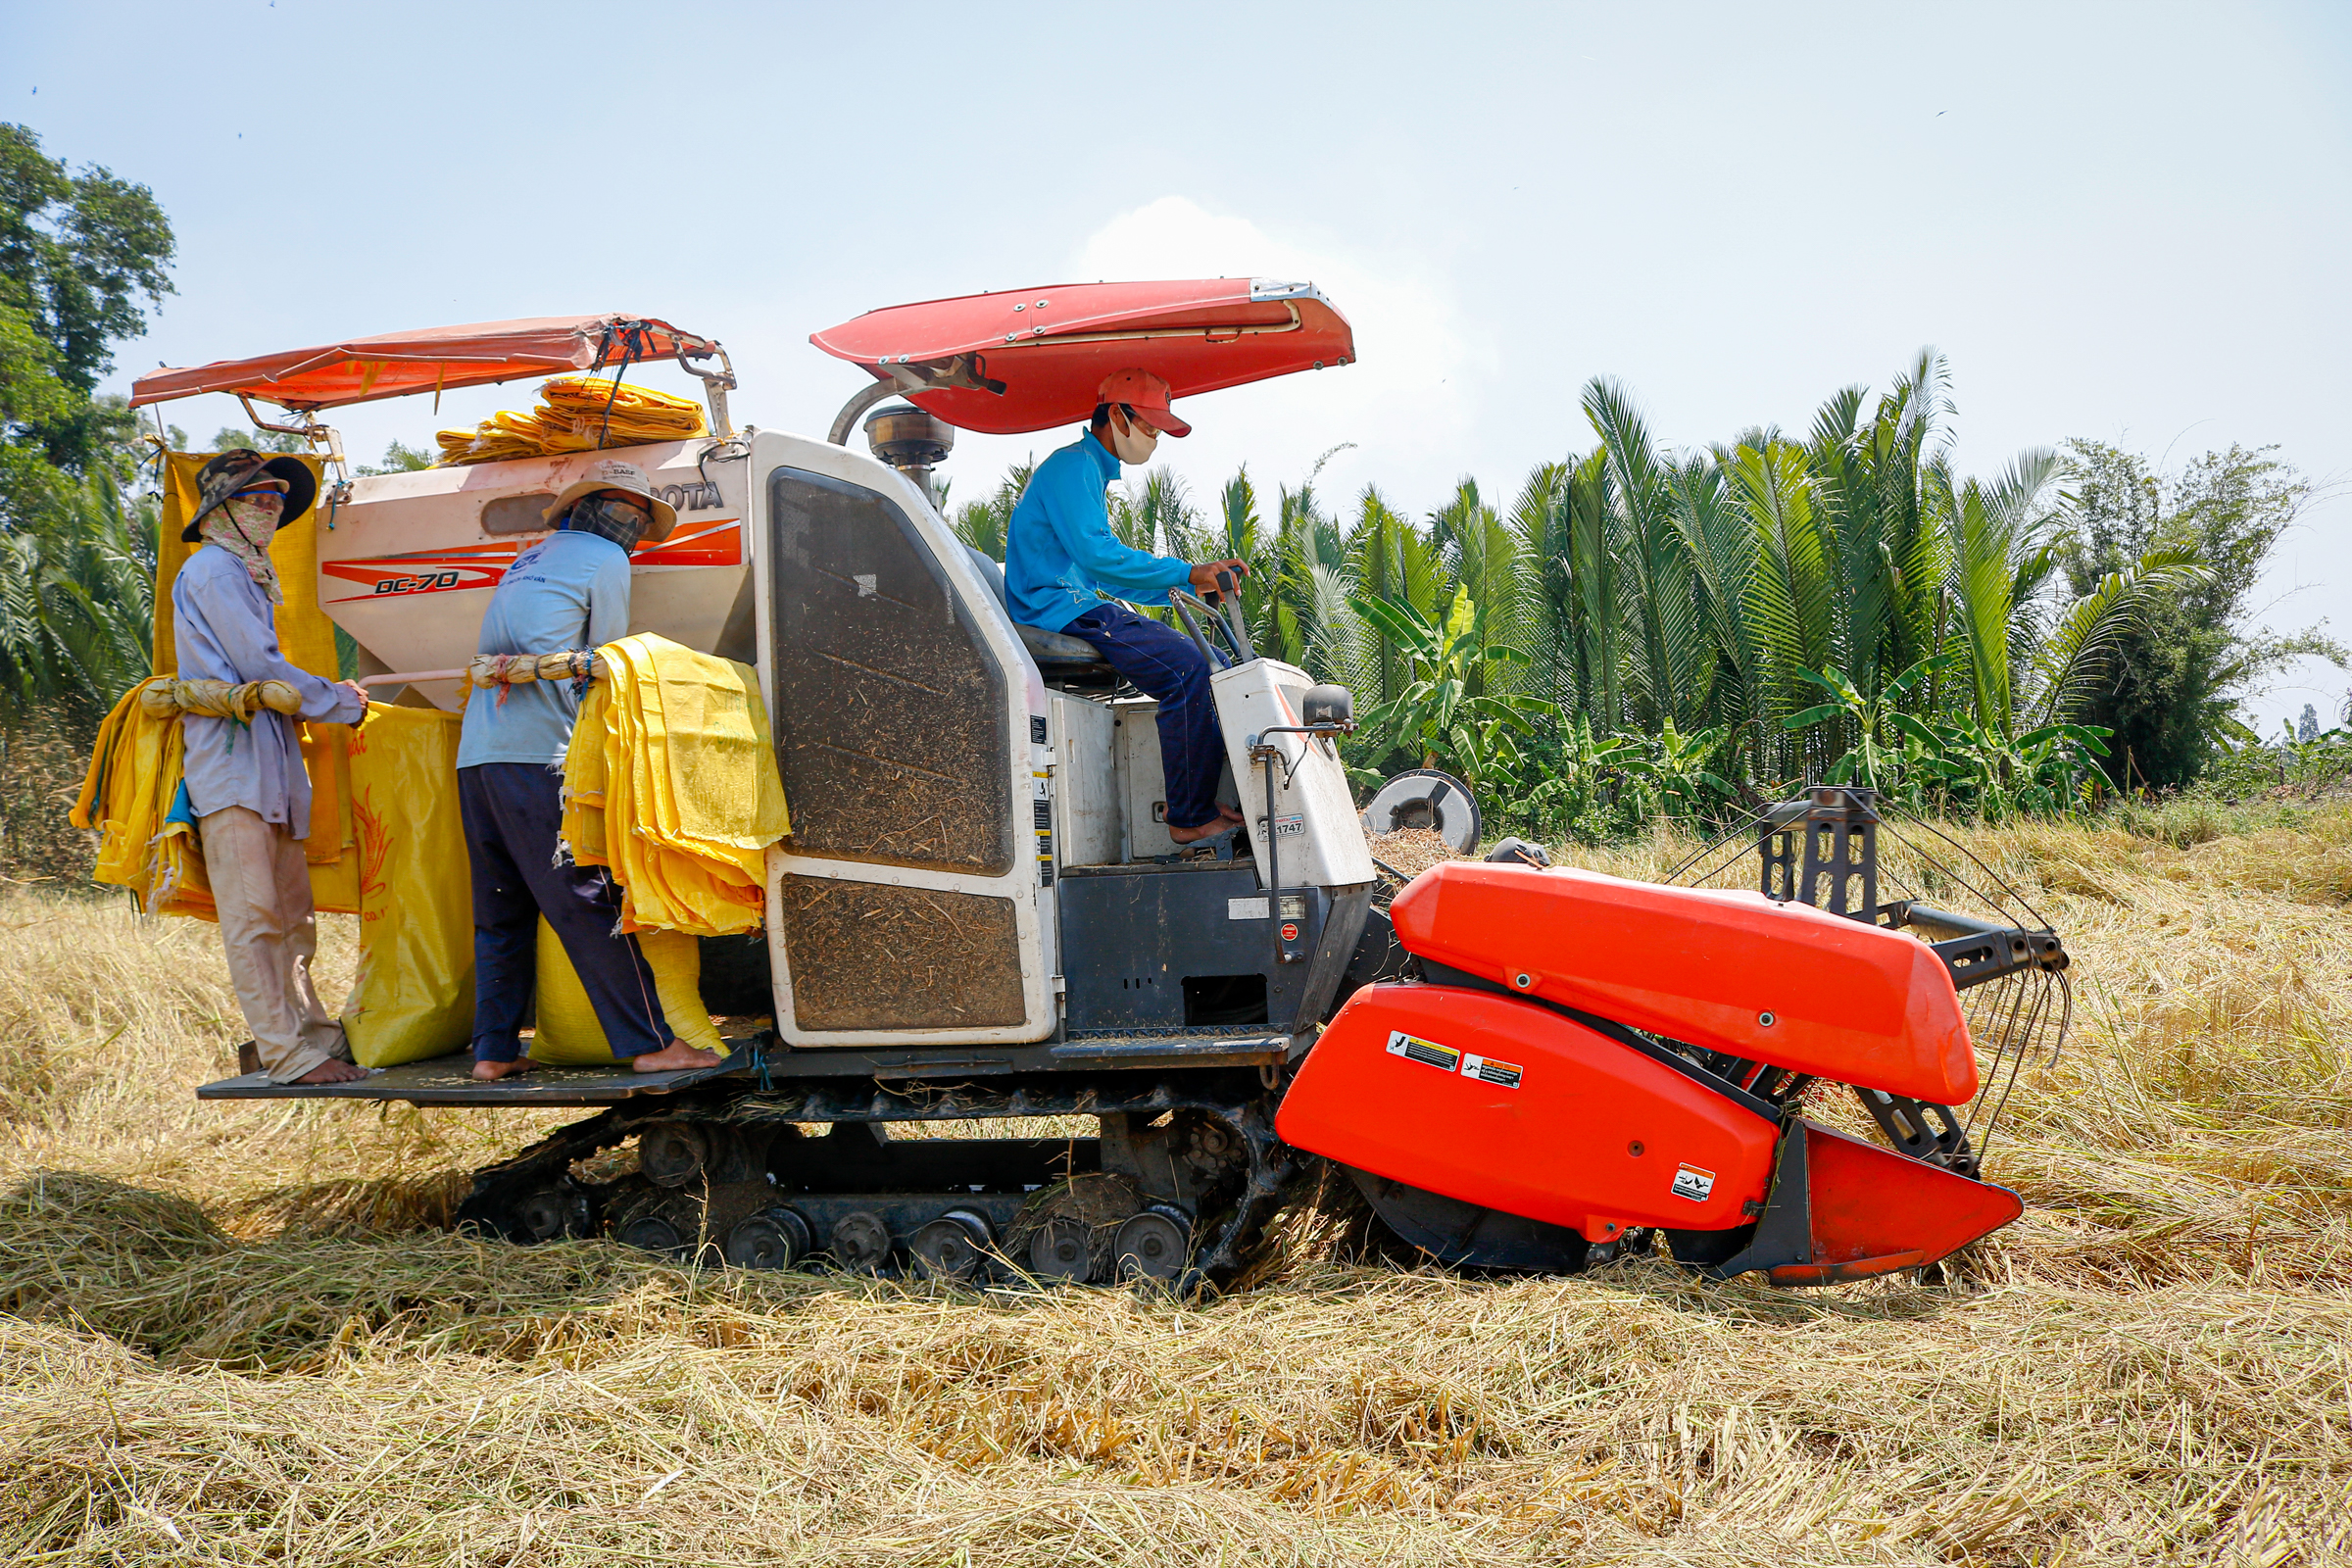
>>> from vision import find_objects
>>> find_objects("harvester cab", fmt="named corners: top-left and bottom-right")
top-left (133, 288), bottom-right (2071, 1291)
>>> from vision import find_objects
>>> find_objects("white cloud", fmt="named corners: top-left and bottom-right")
top-left (1059, 196), bottom-right (1489, 517)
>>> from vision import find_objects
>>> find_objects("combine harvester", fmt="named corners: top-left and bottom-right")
top-left (133, 286), bottom-right (2071, 1288)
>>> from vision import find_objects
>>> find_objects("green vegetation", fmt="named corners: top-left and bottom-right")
top-left (2059, 438), bottom-right (2339, 787)
top-left (0, 123), bottom-right (173, 739)
top-left (967, 353), bottom-right (2331, 837)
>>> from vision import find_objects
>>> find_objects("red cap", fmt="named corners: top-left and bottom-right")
top-left (1096, 368), bottom-right (1192, 437)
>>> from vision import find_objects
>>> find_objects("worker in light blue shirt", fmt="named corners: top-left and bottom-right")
top-left (1004, 369), bottom-right (1249, 844)
top-left (456, 458), bottom-right (722, 1083)
top-left (453, 524), bottom-right (632, 768)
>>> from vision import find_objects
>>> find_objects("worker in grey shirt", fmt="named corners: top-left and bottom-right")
top-left (172, 450), bottom-right (371, 1085)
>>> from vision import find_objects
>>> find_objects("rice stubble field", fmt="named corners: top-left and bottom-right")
top-left (2, 806), bottom-right (2349, 1565)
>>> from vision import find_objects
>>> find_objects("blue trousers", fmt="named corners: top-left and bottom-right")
top-left (458, 762), bottom-right (672, 1062)
top-left (1065, 604), bottom-right (1226, 830)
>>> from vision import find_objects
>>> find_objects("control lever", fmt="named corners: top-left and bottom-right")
top-left (1212, 568), bottom-right (1256, 662)
top-left (1166, 590), bottom-right (1223, 667)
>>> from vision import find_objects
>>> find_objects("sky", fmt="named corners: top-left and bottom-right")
top-left (10, 0), bottom-right (2348, 728)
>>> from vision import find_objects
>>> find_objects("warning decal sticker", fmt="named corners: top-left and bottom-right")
top-left (1458, 1053), bottom-right (1524, 1089)
top-left (1671, 1163), bottom-right (1716, 1203)
top-left (1384, 1030), bottom-right (1462, 1074)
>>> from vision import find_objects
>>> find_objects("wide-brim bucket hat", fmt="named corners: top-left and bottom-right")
top-left (542, 457), bottom-right (679, 541)
top-left (182, 450), bottom-right (318, 541)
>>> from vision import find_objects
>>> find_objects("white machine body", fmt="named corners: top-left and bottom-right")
top-left (310, 425), bottom-right (1366, 1054)
top-left (318, 443), bottom-right (754, 710)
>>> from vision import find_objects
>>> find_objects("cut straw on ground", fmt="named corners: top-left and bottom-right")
top-left (3, 807), bottom-right (2349, 1565)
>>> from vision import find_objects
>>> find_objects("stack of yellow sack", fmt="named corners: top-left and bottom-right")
top-left (562, 633), bottom-right (789, 938)
top-left (538, 375), bottom-right (708, 450)
top-left (435, 375), bottom-right (709, 466)
top-left (435, 409), bottom-right (548, 466)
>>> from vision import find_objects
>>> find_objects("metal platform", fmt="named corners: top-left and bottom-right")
top-left (192, 1029), bottom-right (1293, 1105)
top-left (194, 1046), bottom-right (757, 1105)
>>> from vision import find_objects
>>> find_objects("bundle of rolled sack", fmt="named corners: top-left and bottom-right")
top-left (466, 650), bottom-right (601, 689)
top-left (139, 677), bottom-right (304, 721)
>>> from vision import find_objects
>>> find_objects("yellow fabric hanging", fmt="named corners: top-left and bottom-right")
top-left (153, 450), bottom-right (339, 682)
top-left (561, 633), bottom-right (789, 939)
top-left (72, 693), bottom-right (475, 1060)
top-left (70, 678), bottom-right (211, 919)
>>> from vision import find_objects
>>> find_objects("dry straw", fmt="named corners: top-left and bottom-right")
top-left (3, 807), bottom-right (2349, 1565)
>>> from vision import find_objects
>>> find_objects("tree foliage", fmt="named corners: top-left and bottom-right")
top-left (2057, 439), bottom-right (2340, 786)
top-left (1, 122), bottom-right (174, 477)
top-left (991, 354), bottom-right (2273, 834)
top-left (1, 124), bottom-right (175, 737)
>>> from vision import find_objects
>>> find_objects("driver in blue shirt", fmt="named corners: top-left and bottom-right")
top-left (1003, 369), bottom-right (1249, 844)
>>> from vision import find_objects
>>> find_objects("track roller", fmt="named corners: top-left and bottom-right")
top-left (640, 1121), bottom-right (710, 1188)
top-left (726, 1205), bottom-right (812, 1269)
top-left (1111, 1204), bottom-right (1192, 1281)
top-left (908, 1209), bottom-right (994, 1281)
top-left (616, 1214), bottom-right (685, 1256)
top-left (829, 1209), bottom-right (892, 1272)
top-left (1028, 1216), bottom-right (1095, 1281)
top-left (513, 1182), bottom-right (593, 1243)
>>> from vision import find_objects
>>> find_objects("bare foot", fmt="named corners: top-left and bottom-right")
top-left (293, 1057), bottom-right (370, 1085)
top-left (631, 1040), bottom-right (724, 1073)
top-left (472, 1056), bottom-right (537, 1082)
top-left (1169, 809), bottom-right (1243, 845)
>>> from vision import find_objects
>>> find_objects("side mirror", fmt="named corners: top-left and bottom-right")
top-left (1300, 684), bottom-right (1354, 728)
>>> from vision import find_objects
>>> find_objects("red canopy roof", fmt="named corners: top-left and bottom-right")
top-left (130, 314), bottom-right (716, 411)
top-left (808, 279), bottom-right (1353, 435)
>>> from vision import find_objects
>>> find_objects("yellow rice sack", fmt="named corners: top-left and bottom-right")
top-left (529, 916), bottom-right (723, 1064)
top-left (341, 705), bottom-right (474, 1068)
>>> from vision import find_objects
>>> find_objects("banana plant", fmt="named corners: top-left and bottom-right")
top-left (1784, 656), bottom-right (1945, 793)
top-left (1352, 588), bottom-right (1550, 770)
top-left (1892, 710), bottom-right (2113, 818)
top-left (1620, 716), bottom-right (1738, 820)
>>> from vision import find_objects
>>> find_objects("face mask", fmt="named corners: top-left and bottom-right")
top-left (565, 495), bottom-right (648, 551)
top-left (1107, 411), bottom-right (1159, 466)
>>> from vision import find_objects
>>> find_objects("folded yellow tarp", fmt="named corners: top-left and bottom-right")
top-left (562, 633), bottom-right (789, 938)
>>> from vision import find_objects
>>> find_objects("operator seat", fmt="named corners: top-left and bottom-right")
top-left (963, 545), bottom-right (1117, 683)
